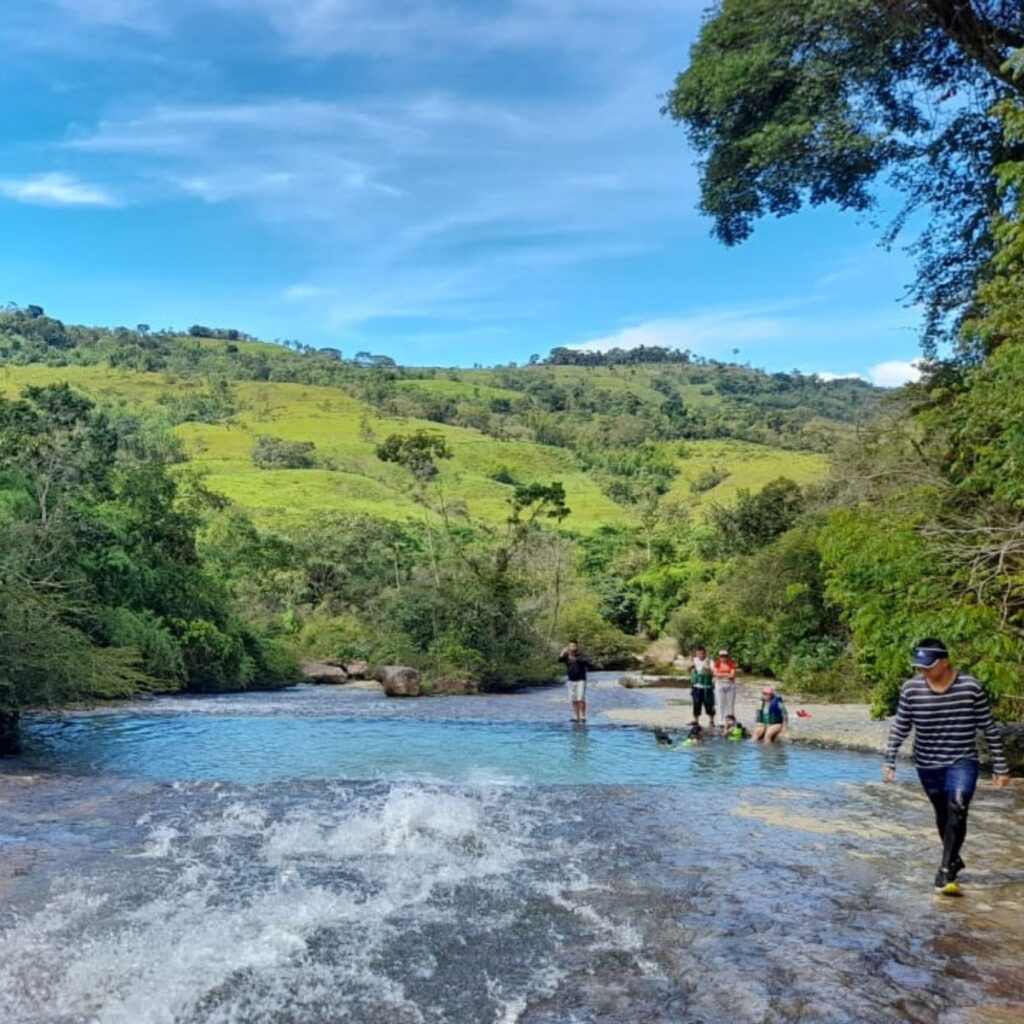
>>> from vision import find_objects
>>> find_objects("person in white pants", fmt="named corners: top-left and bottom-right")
top-left (713, 648), bottom-right (737, 727)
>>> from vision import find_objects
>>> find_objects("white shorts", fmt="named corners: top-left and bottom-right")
top-left (568, 679), bottom-right (587, 702)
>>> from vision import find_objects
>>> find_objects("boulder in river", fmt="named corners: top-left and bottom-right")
top-left (300, 661), bottom-right (350, 685)
top-left (376, 665), bottom-right (422, 697)
top-left (343, 659), bottom-right (371, 680)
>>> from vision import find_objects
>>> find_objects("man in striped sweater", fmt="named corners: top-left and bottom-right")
top-left (883, 638), bottom-right (1011, 893)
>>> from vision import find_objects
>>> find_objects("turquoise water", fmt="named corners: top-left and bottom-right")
top-left (19, 708), bottom-right (879, 786)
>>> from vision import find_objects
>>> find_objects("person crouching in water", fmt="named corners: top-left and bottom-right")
top-left (654, 721), bottom-right (703, 747)
top-left (689, 645), bottom-right (715, 729)
top-left (754, 686), bottom-right (788, 742)
top-left (723, 714), bottom-right (749, 740)
top-left (558, 639), bottom-right (591, 723)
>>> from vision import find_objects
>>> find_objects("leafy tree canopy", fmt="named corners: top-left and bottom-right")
top-left (376, 430), bottom-right (453, 481)
top-left (665, 1), bottom-right (1024, 350)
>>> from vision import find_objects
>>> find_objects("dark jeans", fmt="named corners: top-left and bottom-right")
top-left (692, 687), bottom-right (715, 719)
top-left (916, 760), bottom-right (979, 873)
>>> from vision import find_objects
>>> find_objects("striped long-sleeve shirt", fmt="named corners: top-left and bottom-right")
top-left (884, 672), bottom-right (1009, 774)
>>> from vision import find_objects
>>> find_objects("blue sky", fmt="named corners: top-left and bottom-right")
top-left (1, 0), bottom-right (922, 383)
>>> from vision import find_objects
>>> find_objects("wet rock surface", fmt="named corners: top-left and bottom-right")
top-left (2, 681), bottom-right (1022, 1024)
top-left (2, 768), bottom-right (1022, 1024)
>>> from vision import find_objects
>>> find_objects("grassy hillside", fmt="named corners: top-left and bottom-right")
top-left (0, 308), bottom-right (879, 532)
top-left (0, 362), bottom-right (826, 532)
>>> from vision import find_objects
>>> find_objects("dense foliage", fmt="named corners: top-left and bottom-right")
top-left (0, 384), bottom-right (295, 751)
top-left (667, 0), bottom-right (1024, 349)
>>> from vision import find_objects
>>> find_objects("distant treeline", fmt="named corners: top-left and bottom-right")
top-left (0, 304), bottom-right (882, 458)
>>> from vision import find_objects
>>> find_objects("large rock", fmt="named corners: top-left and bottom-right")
top-left (376, 665), bottom-right (422, 697)
top-left (300, 660), bottom-right (350, 685)
top-left (343, 659), bottom-right (371, 680)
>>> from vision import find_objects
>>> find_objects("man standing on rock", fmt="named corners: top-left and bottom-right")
top-left (883, 638), bottom-right (1012, 894)
top-left (559, 639), bottom-right (591, 724)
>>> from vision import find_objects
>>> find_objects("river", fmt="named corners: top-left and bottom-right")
top-left (1, 678), bottom-right (1022, 1023)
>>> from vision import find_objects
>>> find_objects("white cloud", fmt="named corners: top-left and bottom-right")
top-left (173, 170), bottom-right (296, 203)
top-left (211, 0), bottom-right (697, 58)
top-left (573, 309), bottom-right (789, 353)
top-left (815, 371), bottom-right (865, 382)
top-left (0, 172), bottom-right (120, 207)
top-left (868, 360), bottom-right (921, 388)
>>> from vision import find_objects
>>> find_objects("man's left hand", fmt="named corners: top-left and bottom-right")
top-left (994, 773), bottom-right (1012, 788)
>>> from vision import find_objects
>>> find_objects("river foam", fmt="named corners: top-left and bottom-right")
top-left (0, 779), bottom-right (595, 1024)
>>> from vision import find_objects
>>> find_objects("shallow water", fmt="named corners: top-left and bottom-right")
top-left (2, 680), bottom-right (1023, 1024)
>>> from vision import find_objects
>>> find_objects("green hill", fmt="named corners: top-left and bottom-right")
top-left (0, 307), bottom-right (877, 532)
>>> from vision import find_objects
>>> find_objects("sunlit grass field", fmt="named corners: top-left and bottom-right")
top-left (0, 365), bottom-right (826, 531)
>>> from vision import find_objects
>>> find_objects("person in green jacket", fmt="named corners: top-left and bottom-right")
top-left (689, 645), bottom-right (715, 728)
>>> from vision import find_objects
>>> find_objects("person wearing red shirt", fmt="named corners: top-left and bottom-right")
top-left (713, 649), bottom-right (737, 727)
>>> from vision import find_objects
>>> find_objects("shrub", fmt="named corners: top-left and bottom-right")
top-left (488, 464), bottom-right (519, 486)
top-left (559, 597), bottom-right (640, 669)
top-left (690, 466), bottom-right (729, 493)
top-left (174, 618), bottom-right (254, 692)
top-left (102, 607), bottom-right (185, 684)
top-left (251, 435), bottom-right (317, 469)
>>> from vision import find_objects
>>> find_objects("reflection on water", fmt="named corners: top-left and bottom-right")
top-left (2, 684), bottom-right (1022, 1024)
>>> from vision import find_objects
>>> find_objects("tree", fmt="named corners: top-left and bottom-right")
top-left (962, 93), bottom-right (1024, 354)
top-left (665, 1), bottom-right (1024, 350)
top-left (375, 429), bottom-right (453, 482)
top-left (709, 477), bottom-right (806, 555)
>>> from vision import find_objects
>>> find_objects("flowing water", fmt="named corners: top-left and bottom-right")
top-left (2, 678), bottom-right (1022, 1024)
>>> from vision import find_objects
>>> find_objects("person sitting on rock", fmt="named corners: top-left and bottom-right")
top-left (753, 686), bottom-right (788, 743)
